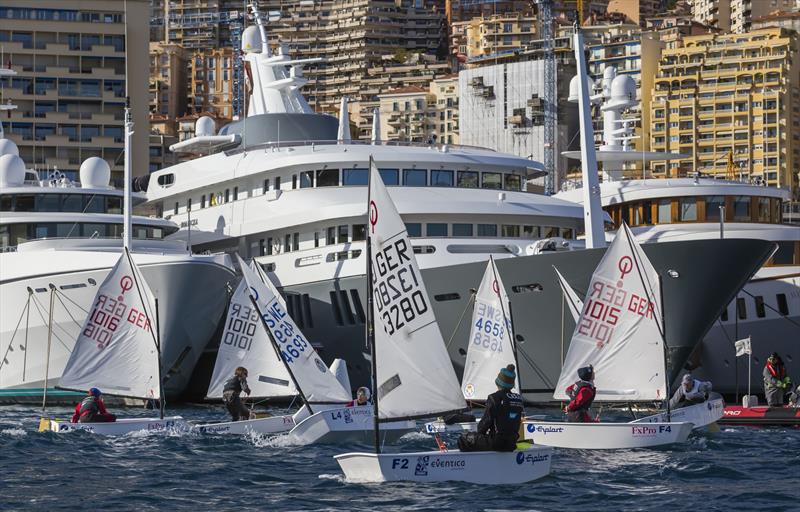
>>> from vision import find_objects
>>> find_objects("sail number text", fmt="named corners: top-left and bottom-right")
top-left (372, 238), bottom-right (429, 336)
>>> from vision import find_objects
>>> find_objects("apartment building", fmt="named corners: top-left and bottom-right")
top-left (649, 28), bottom-right (800, 191)
top-left (376, 75), bottom-right (459, 145)
top-left (692, 0), bottom-right (731, 32)
top-left (452, 12), bottom-right (537, 60)
top-left (0, 0), bottom-right (149, 183)
top-left (187, 48), bottom-right (236, 120)
top-left (731, 0), bottom-right (797, 33)
top-left (607, 0), bottom-right (663, 26)
top-left (753, 10), bottom-right (800, 33)
top-left (150, 42), bottom-right (187, 129)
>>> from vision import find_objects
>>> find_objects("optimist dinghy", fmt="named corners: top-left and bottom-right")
top-left (523, 223), bottom-right (693, 449)
top-left (335, 159), bottom-right (553, 484)
top-left (40, 247), bottom-right (185, 435)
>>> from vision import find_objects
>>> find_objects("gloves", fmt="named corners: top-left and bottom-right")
top-left (783, 377), bottom-right (792, 386)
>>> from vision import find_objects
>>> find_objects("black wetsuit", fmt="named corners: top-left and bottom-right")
top-left (222, 375), bottom-right (251, 421)
top-left (459, 389), bottom-right (523, 452)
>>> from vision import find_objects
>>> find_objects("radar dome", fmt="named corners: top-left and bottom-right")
top-left (0, 138), bottom-right (19, 157)
top-left (195, 116), bottom-right (216, 137)
top-left (79, 157), bottom-right (111, 189)
top-left (606, 74), bottom-right (637, 109)
top-left (568, 75), bottom-right (594, 102)
top-left (0, 153), bottom-right (26, 188)
top-left (241, 26), bottom-right (262, 53)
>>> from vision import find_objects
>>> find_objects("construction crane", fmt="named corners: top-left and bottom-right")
top-left (536, 0), bottom-right (556, 195)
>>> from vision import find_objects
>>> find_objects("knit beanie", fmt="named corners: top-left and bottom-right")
top-left (495, 364), bottom-right (516, 389)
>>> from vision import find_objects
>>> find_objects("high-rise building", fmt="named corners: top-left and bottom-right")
top-left (607, 0), bottom-right (663, 26)
top-left (753, 9), bottom-right (800, 33)
top-left (452, 12), bottom-right (537, 60)
top-left (692, 0), bottom-right (731, 32)
top-left (649, 28), bottom-right (800, 191)
top-left (376, 75), bottom-right (459, 145)
top-left (0, 0), bottom-right (150, 182)
top-left (731, 0), bottom-right (797, 33)
top-left (186, 48), bottom-right (236, 119)
top-left (150, 42), bottom-right (187, 134)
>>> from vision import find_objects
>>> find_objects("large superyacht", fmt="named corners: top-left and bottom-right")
top-left (556, 67), bottom-right (799, 395)
top-left (0, 137), bottom-right (234, 402)
top-left (144, 10), bottom-right (775, 401)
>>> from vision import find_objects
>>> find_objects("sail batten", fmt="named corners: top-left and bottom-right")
top-left (368, 159), bottom-right (466, 419)
top-left (553, 223), bottom-right (665, 402)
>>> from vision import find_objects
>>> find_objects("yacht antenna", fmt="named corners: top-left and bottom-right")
top-left (249, 2), bottom-right (270, 57)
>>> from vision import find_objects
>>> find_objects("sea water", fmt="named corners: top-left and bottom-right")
top-left (1, 404), bottom-right (797, 511)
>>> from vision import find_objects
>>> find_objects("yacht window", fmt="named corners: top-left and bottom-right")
top-left (293, 232), bottom-right (299, 251)
top-left (482, 172), bottom-right (502, 190)
top-left (657, 199), bottom-right (671, 223)
top-left (504, 174), bottom-right (522, 191)
top-left (342, 168), bottom-right (368, 186)
top-left (157, 173), bottom-right (174, 187)
top-left (263, 179), bottom-right (268, 194)
top-left (233, 186), bottom-right (239, 200)
top-left (266, 237), bottom-right (273, 256)
top-left (225, 189), bottom-right (230, 202)
top-left (757, 197), bottom-right (770, 222)
top-left (259, 239), bottom-right (265, 256)
top-left (427, 223), bottom-right (447, 237)
top-left (337, 225), bottom-right (349, 244)
top-left (453, 223), bottom-right (473, 237)
top-left (405, 223), bottom-right (422, 237)
top-left (352, 224), bottom-right (366, 242)
top-left (83, 223), bottom-right (106, 238)
top-left (563, 228), bottom-right (574, 239)
top-left (186, 198), bottom-right (192, 212)
top-left (776, 293), bottom-right (788, 316)
top-left (679, 197), bottom-right (697, 221)
top-left (379, 168), bottom-right (399, 186)
top-left (292, 175), bottom-right (297, 189)
top-left (201, 195), bottom-right (206, 208)
top-left (316, 169), bottom-right (339, 187)
top-left (754, 296), bottom-right (765, 318)
top-left (477, 224), bottom-right (497, 237)
top-left (543, 226), bottom-right (558, 238)
top-left (431, 170), bottom-right (454, 187)
top-left (706, 196), bottom-right (724, 221)
top-left (0, 195), bottom-right (11, 211)
top-left (284, 234), bottom-right (292, 252)
top-left (326, 227), bottom-right (335, 245)
top-left (522, 225), bottom-right (540, 238)
top-left (733, 196), bottom-right (750, 221)
top-left (736, 297), bottom-right (746, 320)
top-left (62, 194), bottom-right (83, 212)
top-left (402, 169), bottom-right (427, 186)
top-left (14, 194), bottom-right (35, 212)
top-left (107, 196), bottom-right (122, 214)
top-left (640, 201), bottom-right (652, 225)
top-left (457, 171), bottom-right (478, 188)
top-left (300, 171), bottom-right (314, 188)
top-left (174, 202), bottom-right (178, 215)
top-left (38, 194), bottom-right (60, 211)
top-left (720, 307), bottom-right (728, 322)
top-left (108, 224), bottom-right (123, 238)
top-left (501, 225), bottom-right (519, 237)
top-left (620, 205), bottom-right (630, 226)
top-left (772, 241), bottom-right (795, 265)
top-left (314, 232), bottom-right (319, 248)
top-left (274, 176), bottom-right (281, 191)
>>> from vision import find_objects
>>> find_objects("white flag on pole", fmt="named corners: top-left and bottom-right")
top-left (734, 337), bottom-right (751, 357)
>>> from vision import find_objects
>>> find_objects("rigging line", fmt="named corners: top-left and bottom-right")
top-left (53, 290), bottom-right (86, 330)
top-left (623, 226), bottom-right (665, 338)
top-left (515, 344), bottom-right (554, 389)
top-left (0, 293), bottom-right (32, 373)
top-left (53, 286), bottom-right (91, 315)
top-left (444, 291), bottom-right (476, 349)
top-left (737, 287), bottom-right (800, 330)
top-left (29, 292), bottom-right (74, 352)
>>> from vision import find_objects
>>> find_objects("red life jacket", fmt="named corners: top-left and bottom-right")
top-left (766, 361), bottom-right (785, 380)
top-left (568, 380), bottom-right (596, 411)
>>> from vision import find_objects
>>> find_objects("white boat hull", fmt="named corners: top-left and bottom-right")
top-left (194, 415), bottom-right (296, 435)
top-left (286, 405), bottom-right (415, 445)
top-left (335, 446), bottom-right (553, 484)
top-left (523, 420), bottom-right (693, 449)
top-left (631, 398), bottom-right (724, 429)
top-left (43, 416), bottom-right (187, 435)
top-left (423, 414), bottom-right (547, 434)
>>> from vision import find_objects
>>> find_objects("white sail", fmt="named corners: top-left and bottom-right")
top-left (368, 158), bottom-right (466, 420)
top-left (59, 249), bottom-right (161, 400)
top-left (554, 266), bottom-right (583, 323)
top-left (461, 257), bottom-right (519, 399)
top-left (237, 255), bottom-right (351, 405)
top-left (554, 222), bottom-right (666, 402)
top-left (206, 262), bottom-right (297, 399)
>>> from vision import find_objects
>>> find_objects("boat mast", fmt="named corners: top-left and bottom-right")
top-left (366, 155), bottom-right (380, 454)
top-left (155, 297), bottom-right (165, 419)
top-left (123, 102), bottom-right (133, 250)
top-left (658, 274), bottom-right (671, 421)
top-left (41, 284), bottom-right (55, 413)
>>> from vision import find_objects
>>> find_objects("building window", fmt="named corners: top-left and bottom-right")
top-left (477, 224), bottom-right (497, 237)
top-left (405, 223), bottom-right (422, 237)
top-left (657, 199), bottom-right (671, 223)
top-left (316, 169), bottom-right (339, 187)
top-left (342, 168), bottom-right (368, 186)
top-left (431, 170), bottom-right (454, 187)
top-left (426, 223), bottom-right (447, 237)
top-left (679, 197), bottom-right (697, 221)
top-left (300, 170), bottom-right (314, 188)
top-left (402, 169), bottom-right (427, 186)
top-left (482, 172), bottom-right (502, 189)
top-left (457, 171), bottom-right (479, 188)
top-left (378, 169), bottom-right (399, 185)
top-left (452, 223), bottom-right (473, 237)
top-left (352, 224), bottom-right (367, 241)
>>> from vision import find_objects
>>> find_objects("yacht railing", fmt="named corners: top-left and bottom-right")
top-left (227, 138), bottom-right (502, 156)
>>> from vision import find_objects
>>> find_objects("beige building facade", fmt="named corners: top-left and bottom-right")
top-left (731, 0), bottom-right (797, 33)
top-left (692, 0), bottom-right (731, 31)
top-left (650, 28), bottom-right (800, 192)
top-left (377, 75), bottom-right (460, 145)
top-left (0, 0), bottom-right (150, 183)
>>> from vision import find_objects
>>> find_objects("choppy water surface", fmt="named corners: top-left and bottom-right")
top-left (1, 404), bottom-right (797, 511)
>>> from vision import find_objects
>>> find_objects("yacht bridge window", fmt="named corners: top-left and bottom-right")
top-left (607, 195), bottom-right (783, 227)
top-left (0, 193), bottom-right (122, 214)
top-left (0, 222), bottom-right (173, 249)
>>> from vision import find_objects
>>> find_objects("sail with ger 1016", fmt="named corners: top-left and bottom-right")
top-left (206, 260), bottom-right (297, 399)
top-left (368, 159), bottom-right (466, 421)
top-left (553, 222), bottom-right (666, 402)
top-left (58, 248), bottom-right (161, 400)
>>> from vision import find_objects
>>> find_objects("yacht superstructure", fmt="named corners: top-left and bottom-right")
top-left (0, 141), bottom-right (234, 402)
top-left (144, 8), bottom-right (775, 401)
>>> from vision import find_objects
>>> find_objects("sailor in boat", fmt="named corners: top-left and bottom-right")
top-left (669, 373), bottom-right (713, 410)
top-left (763, 353), bottom-right (792, 407)
top-left (789, 384), bottom-right (800, 408)
top-left (222, 367), bottom-right (252, 421)
top-left (564, 365), bottom-right (597, 423)
top-left (345, 387), bottom-right (371, 407)
top-left (71, 388), bottom-right (116, 424)
top-left (457, 364), bottom-right (523, 452)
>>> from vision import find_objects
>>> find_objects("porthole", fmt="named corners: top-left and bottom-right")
top-left (512, 283), bottom-right (543, 293)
